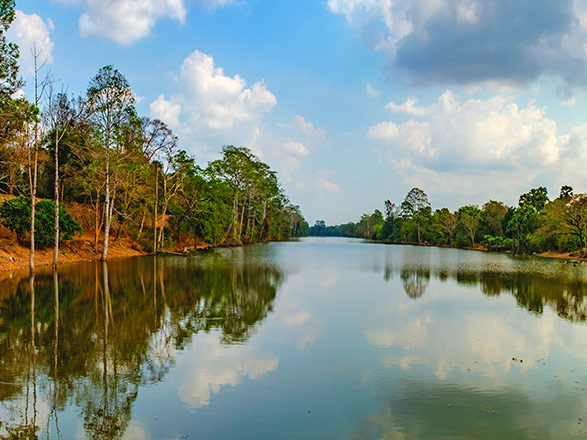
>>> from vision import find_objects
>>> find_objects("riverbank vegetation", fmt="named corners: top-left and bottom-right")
top-left (309, 186), bottom-right (587, 258)
top-left (0, 0), bottom-right (306, 271)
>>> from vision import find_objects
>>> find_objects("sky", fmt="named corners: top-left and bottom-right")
top-left (7, 0), bottom-right (587, 225)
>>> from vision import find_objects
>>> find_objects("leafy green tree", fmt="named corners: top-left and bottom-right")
top-left (458, 205), bottom-right (481, 246)
top-left (506, 204), bottom-right (539, 253)
top-left (519, 187), bottom-right (549, 212)
top-left (549, 194), bottom-right (587, 256)
top-left (480, 200), bottom-right (507, 237)
top-left (559, 185), bottom-right (573, 200)
top-left (401, 187), bottom-right (430, 244)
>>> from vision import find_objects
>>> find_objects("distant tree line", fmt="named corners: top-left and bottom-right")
top-left (0, 0), bottom-right (306, 272)
top-left (308, 186), bottom-right (587, 257)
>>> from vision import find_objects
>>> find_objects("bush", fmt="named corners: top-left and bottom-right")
top-left (0, 196), bottom-right (30, 239)
top-left (483, 235), bottom-right (513, 252)
top-left (0, 196), bottom-right (83, 249)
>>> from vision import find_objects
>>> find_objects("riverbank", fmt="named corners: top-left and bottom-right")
top-left (370, 238), bottom-right (587, 262)
top-left (0, 229), bottom-right (149, 273)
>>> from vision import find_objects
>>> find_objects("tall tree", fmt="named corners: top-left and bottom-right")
top-left (27, 47), bottom-right (48, 273)
top-left (459, 205), bottom-right (481, 246)
top-left (45, 86), bottom-right (78, 266)
top-left (86, 66), bottom-right (135, 260)
top-left (401, 187), bottom-right (430, 244)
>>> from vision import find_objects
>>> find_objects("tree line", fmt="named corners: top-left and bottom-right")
top-left (0, 0), bottom-right (306, 272)
top-left (309, 185), bottom-right (587, 257)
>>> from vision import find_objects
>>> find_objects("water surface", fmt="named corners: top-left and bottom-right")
top-left (1, 238), bottom-right (587, 439)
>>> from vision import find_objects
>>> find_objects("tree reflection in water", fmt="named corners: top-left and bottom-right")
top-left (385, 261), bottom-right (587, 321)
top-left (0, 254), bottom-right (282, 439)
top-left (400, 268), bottom-right (431, 299)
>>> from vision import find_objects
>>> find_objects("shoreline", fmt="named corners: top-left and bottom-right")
top-left (362, 238), bottom-right (587, 262)
top-left (2, 236), bottom-right (584, 278)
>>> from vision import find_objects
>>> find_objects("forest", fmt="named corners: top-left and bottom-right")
top-left (308, 186), bottom-right (587, 258)
top-left (0, 0), bottom-right (307, 272)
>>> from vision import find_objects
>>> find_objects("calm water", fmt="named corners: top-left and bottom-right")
top-left (1, 238), bottom-right (587, 439)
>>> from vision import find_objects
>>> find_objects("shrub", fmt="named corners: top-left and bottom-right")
top-left (0, 196), bottom-right (83, 249)
top-left (483, 235), bottom-right (513, 252)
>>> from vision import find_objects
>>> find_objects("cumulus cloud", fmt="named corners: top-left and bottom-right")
top-left (149, 94), bottom-right (181, 128)
top-left (7, 11), bottom-right (55, 75)
top-left (369, 90), bottom-right (563, 172)
top-left (55, 0), bottom-right (187, 45)
top-left (328, 0), bottom-right (587, 88)
top-left (148, 50), bottom-right (276, 158)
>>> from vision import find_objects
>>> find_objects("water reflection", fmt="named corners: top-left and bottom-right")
top-left (400, 268), bottom-right (431, 300)
top-left (0, 254), bottom-right (282, 439)
top-left (348, 380), bottom-right (587, 439)
top-left (385, 260), bottom-right (587, 321)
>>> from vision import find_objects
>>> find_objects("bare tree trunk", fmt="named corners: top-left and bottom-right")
top-left (53, 128), bottom-right (60, 267)
top-left (238, 200), bottom-right (246, 241)
top-left (232, 193), bottom-right (238, 240)
top-left (153, 170), bottom-right (158, 255)
top-left (137, 207), bottom-right (146, 242)
top-left (28, 124), bottom-right (38, 273)
top-left (102, 131), bottom-right (111, 261)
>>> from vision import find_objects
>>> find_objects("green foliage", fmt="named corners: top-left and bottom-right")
top-left (0, 195), bottom-right (29, 238)
top-left (483, 235), bottom-right (513, 252)
top-left (506, 204), bottom-right (539, 254)
top-left (0, 196), bottom-right (83, 248)
top-left (519, 187), bottom-right (549, 212)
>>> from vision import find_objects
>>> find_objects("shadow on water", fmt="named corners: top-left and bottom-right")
top-left (0, 253), bottom-right (283, 439)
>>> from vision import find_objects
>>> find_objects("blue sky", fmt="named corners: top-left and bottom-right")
top-left (8, 0), bottom-right (587, 224)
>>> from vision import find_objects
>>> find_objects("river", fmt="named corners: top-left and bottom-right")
top-left (0, 237), bottom-right (586, 439)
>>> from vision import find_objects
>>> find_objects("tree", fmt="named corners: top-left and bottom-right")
top-left (551, 194), bottom-right (587, 257)
top-left (506, 204), bottom-right (539, 253)
top-left (458, 205), bottom-right (481, 246)
top-left (519, 187), bottom-right (549, 212)
top-left (435, 208), bottom-right (458, 244)
top-left (480, 200), bottom-right (507, 237)
top-left (27, 46), bottom-right (48, 273)
top-left (45, 86), bottom-right (79, 266)
top-left (559, 185), bottom-right (573, 200)
top-left (401, 187), bottom-right (430, 244)
top-left (86, 66), bottom-right (135, 260)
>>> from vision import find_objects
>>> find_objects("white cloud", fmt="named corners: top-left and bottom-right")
top-left (295, 115), bottom-right (325, 138)
top-left (149, 94), bottom-right (181, 128)
top-left (149, 49), bottom-right (277, 161)
top-left (369, 90), bottom-right (562, 172)
top-left (366, 82), bottom-right (379, 97)
top-left (284, 141), bottom-right (309, 157)
top-left (385, 97), bottom-right (428, 115)
top-left (7, 11), bottom-right (55, 75)
top-left (319, 179), bottom-right (340, 193)
top-left (74, 0), bottom-right (187, 45)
